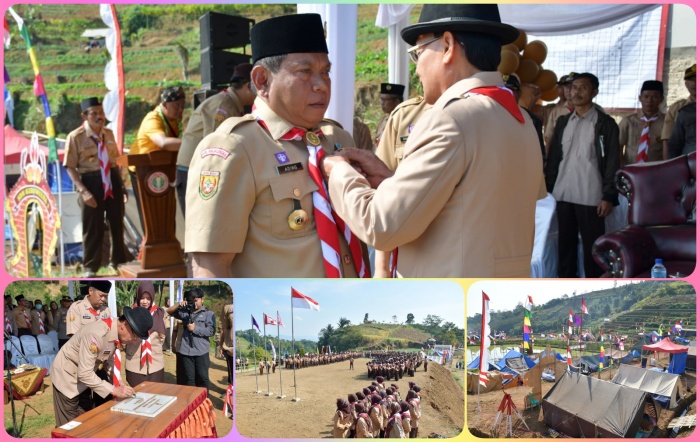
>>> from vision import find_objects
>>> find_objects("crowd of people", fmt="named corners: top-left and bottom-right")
top-left (366, 351), bottom-right (427, 380)
top-left (3, 281), bottom-right (233, 427)
top-left (333, 376), bottom-right (423, 438)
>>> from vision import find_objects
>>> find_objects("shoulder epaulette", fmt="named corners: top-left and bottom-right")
top-left (215, 114), bottom-right (257, 135)
top-left (321, 118), bottom-right (344, 130)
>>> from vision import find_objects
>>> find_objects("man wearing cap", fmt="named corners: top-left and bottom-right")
top-left (67, 281), bottom-right (112, 337)
top-left (177, 64), bottom-right (256, 217)
top-left (668, 65), bottom-right (696, 159)
top-left (662, 64), bottom-right (696, 159)
top-left (12, 295), bottom-right (33, 337)
top-left (50, 306), bottom-right (152, 427)
top-left (619, 80), bottom-right (665, 165)
top-left (545, 73), bottom-right (620, 278)
top-left (131, 85), bottom-right (186, 229)
top-left (543, 74), bottom-right (574, 155)
top-left (56, 296), bottom-right (73, 349)
top-left (186, 13), bottom-right (367, 278)
top-left (64, 97), bottom-right (127, 277)
top-left (323, 4), bottom-right (545, 278)
top-left (166, 288), bottom-right (215, 389)
top-left (375, 83), bottom-right (405, 146)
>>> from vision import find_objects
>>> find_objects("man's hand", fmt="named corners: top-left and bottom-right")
top-left (325, 148), bottom-right (393, 189)
top-left (81, 189), bottom-right (97, 208)
top-left (187, 322), bottom-right (195, 332)
top-left (112, 384), bottom-right (135, 399)
top-left (597, 200), bottom-right (613, 217)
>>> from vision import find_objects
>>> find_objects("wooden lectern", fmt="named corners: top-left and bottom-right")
top-left (116, 150), bottom-right (187, 277)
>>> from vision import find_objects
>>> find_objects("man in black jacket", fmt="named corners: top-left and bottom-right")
top-left (544, 72), bottom-right (620, 278)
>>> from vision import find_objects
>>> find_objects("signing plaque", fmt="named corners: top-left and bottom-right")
top-left (110, 392), bottom-right (177, 418)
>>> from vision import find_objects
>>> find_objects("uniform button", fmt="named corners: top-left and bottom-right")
top-left (294, 188), bottom-right (301, 197)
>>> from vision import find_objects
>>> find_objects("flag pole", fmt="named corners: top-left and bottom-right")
top-left (277, 310), bottom-right (285, 399)
top-left (264, 317), bottom-right (273, 396)
top-left (252, 317), bottom-right (261, 393)
top-left (291, 291), bottom-right (300, 402)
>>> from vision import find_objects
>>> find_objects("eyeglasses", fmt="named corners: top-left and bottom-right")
top-left (407, 35), bottom-right (443, 63)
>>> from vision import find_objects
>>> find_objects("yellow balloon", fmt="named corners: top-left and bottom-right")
top-left (501, 43), bottom-right (519, 54)
top-left (516, 58), bottom-right (539, 84)
top-left (534, 69), bottom-right (558, 91)
top-left (498, 50), bottom-right (520, 75)
top-left (541, 87), bottom-right (559, 102)
top-left (514, 30), bottom-right (527, 51)
top-left (523, 40), bottom-right (548, 65)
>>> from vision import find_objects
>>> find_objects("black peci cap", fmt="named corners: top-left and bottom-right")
top-left (251, 14), bottom-right (328, 64)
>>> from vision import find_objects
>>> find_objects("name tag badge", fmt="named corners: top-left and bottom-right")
top-left (83, 315), bottom-right (92, 320)
top-left (400, 136), bottom-right (409, 142)
top-left (276, 162), bottom-right (304, 175)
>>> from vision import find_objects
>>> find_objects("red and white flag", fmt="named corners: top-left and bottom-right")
top-left (3, 18), bottom-right (10, 49)
top-left (581, 299), bottom-right (589, 315)
top-left (263, 313), bottom-right (277, 326)
top-left (291, 288), bottom-right (320, 311)
top-left (277, 313), bottom-right (286, 328)
top-left (568, 310), bottom-right (573, 335)
top-left (479, 292), bottom-right (491, 387)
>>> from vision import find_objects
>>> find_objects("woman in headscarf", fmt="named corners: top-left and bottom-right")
top-left (369, 394), bottom-right (384, 438)
top-left (399, 401), bottom-right (411, 437)
top-left (348, 393), bottom-right (359, 437)
top-left (333, 398), bottom-right (353, 438)
top-left (125, 281), bottom-right (166, 386)
top-left (385, 402), bottom-right (405, 438)
top-left (355, 402), bottom-right (373, 438)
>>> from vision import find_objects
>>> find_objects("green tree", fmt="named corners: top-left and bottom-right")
top-left (423, 314), bottom-right (443, 328)
top-left (406, 313), bottom-right (415, 324)
top-left (247, 345), bottom-right (266, 361)
top-left (363, 313), bottom-right (369, 324)
top-left (338, 317), bottom-right (351, 328)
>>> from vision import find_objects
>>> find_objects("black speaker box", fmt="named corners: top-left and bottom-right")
top-left (193, 89), bottom-right (220, 109)
top-left (199, 12), bottom-right (255, 51)
top-left (200, 49), bottom-right (251, 90)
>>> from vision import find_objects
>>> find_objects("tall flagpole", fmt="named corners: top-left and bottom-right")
top-left (252, 318), bottom-right (261, 393)
top-left (277, 310), bottom-right (285, 399)
top-left (264, 317), bottom-right (272, 396)
top-left (291, 292), bottom-right (300, 402)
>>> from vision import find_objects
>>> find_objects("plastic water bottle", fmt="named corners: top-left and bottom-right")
top-left (651, 259), bottom-right (667, 278)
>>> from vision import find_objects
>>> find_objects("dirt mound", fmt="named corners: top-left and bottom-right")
top-left (423, 363), bottom-right (465, 433)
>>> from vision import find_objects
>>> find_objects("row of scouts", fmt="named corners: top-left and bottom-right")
top-left (282, 351), bottom-right (361, 370)
top-left (366, 352), bottom-right (426, 380)
top-left (334, 380), bottom-right (423, 438)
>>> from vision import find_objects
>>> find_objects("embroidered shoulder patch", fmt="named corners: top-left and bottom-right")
top-left (199, 171), bottom-right (221, 200)
top-left (89, 337), bottom-right (100, 355)
top-left (201, 147), bottom-right (231, 159)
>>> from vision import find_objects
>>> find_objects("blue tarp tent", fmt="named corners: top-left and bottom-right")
top-left (467, 354), bottom-right (498, 371)
top-left (497, 349), bottom-right (536, 371)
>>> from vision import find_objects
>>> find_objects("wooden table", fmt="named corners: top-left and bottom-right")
top-left (51, 382), bottom-right (215, 438)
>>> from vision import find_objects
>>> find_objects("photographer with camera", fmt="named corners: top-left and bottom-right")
top-left (166, 288), bottom-right (215, 390)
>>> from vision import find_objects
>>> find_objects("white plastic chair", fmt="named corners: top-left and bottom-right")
top-left (37, 334), bottom-right (57, 355)
top-left (6, 336), bottom-right (24, 367)
top-left (19, 335), bottom-right (54, 370)
top-left (47, 330), bottom-right (59, 353)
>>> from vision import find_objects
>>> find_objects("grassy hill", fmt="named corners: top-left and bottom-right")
top-left (4, 4), bottom-right (421, 145)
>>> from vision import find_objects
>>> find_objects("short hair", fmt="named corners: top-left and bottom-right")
top-left (231, 77), bottom-right (250, 90)
top-left (452, 31), bottom-right (501, 72)
top-left (255, 55), bottom-right (287, 74)
top-left (572, 72), bottom-right (600, 90)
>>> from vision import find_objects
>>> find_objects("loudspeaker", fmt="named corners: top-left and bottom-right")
top-left (193, 89), bottom-right (220, 109)
top-left (199, 12), bottom-right (255, 51)
top-left (200, 49), bottom-right (251, 91)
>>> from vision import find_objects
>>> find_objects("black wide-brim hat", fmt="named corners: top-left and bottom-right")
top-left (401, 4), bottom-right (519, 46)
top-left (123, 306), bottom-right (153, 340)
top-left (251, 13), bottom-right (328, 64)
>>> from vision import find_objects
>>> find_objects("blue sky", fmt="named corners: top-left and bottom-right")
top-left (228, 279), bottom-right (465, 341)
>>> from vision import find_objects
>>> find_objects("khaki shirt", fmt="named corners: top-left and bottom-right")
top-left (124, 329), bottom-right (165, 375)
top-left (5, 306), bottom-right (17, 336)
top-left (50, 319), bottom-right (118, 399)
top-left (66, 298), bottom-right (111, 336)
top-left (352, 118), bottom-right (374, 151)
top-left (374, 114), bottom-right (389, 146)
top-left (661, 97), bottom-right (694, 140)
top-left (544, 102), bottom-right (572, 142)
top-left (375, 97), bottom-right (431, 172)
top-left (220, 304), bottom-right (233, 355)
top-left (185, 97), bottom-right (359, 278)
top-left (13, 306), bottom-right (31, 330)
top-left (63, 122), bottom-right (119, 173)
top-left (30, 309), bottom-right (47, 335)
top-left (178, 89), bottom-right (246, 168)
top-left (56, 307), bottom-right (70, 340)
top-left (329, 72), bottom-right (545, 278)
top-left (619, 111), bottom-right (665, 165)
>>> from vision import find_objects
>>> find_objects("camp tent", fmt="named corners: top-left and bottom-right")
top-left (496, 349), bottom-right (536, 372)
top-left (466, 354), bottom-right (498, 371)
top-left (642, 338), bottom-right (689, 374)
top-left (4, 124), bottom-right (65, 165)
top-left (542, 371), bottom-right (661, 438)
top-left (574, 354), bottom-right (611, 373)
top-left (611, 364), bottom-right (683, 408)
top-left (466, 371), bottom-right (502, 394)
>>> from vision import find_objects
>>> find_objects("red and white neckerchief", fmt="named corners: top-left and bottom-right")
top-left (102, 318), bottom-right (121, 387)
top-left (4, 314), bottom-right (12, 334)
top-left (463, 86), bottom-right (525, 124)
top-left (133, 303), bottom-right (158, 367)
top-left (22, 309), bottom-right (31, 328)
top-left (256, 117), bottom-right (369, 278)
top-left (636, 114), bottom-right (659, 163)
top-left (223, 384), bottom-right (234, 417)
top-left (401, 410), bottom-right (411, 421)
top-left (37, 310), bottom-right (45, 334)
top-left (87, 122), bottom-right (113, 200)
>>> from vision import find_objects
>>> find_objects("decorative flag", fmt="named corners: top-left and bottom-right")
top-left (7, 7), bottom-right (58, 163)
top-left (100, 4), bottom-right (125, 153)
top-left (263, 313), bottom-right (277, 326)
top-left (291, 288), bottom-right (320, 311)
top-left (599, 345), bottom-right (604, 372)
top-left (3, 17), bottom-right (11, 48)
top-left (574, 314), bottom-right (582, 327)
top-left (675, 321), bottom-right (682, 331)
top-left (251, 315), bottom-right (261, 333)
top-left (523, 295), bottom-right (533, 351)
top-left (269, 339), bottom-right (276, 360)
top-left (568, 310), bottom-right (573, 336)
top-left (277, 312), bottom-right (286, 328)
top-left (479, 292), bottom-right (491, 387)
top-left (566, 310), bottom-right (573, 367)
top-left (223, 384), bottom-right (234, 418)
top-left (581, 299), bottom-right (589, 315)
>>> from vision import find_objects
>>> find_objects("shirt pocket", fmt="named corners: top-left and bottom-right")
top-left (268, 173), bottom-right (319, 239)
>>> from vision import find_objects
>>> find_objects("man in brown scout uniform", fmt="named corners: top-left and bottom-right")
top-left (30, 299), bottom-right (48, 336)
top-left (12, 295), bottom-right (32, 337)
top-left (324, 4), bottom-right (545, 278)
top-left (56, 296), bottom-right (73, 349)
top-left (185, 13), bottom-right (368, 278)
top-left (375, 83), bottom-right (405, 146)
top-left (63, 97), bottom-right (127, 277)
top-left (67, 280), bottom-right (112, 337)
top-left (50, 306), bottom-right (153, 427)
top-left (4, 295), bottom-right (17, 337)
top-left (618, 80), bottom-right (665, 165)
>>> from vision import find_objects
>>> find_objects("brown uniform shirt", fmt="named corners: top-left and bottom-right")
top-left (374, 114), bottom-right (389, 146)
top-left (56, 307), bottom-right (70, 340)
top-left (375, 97), bottom-right (431, 172)
top-left (178, 88), bottom-right (246, 168)
top-left (66, 298), bottom-right (111, 336)
top-left (13, 306), bottom-right (32, 330)
top-left (63, 122), bottom-right (119, 173)
top-left (352, 118), bottom-right (374, 151)
top-left (5, 305), bottom-right (17, 335)
top-left (220, 304), bottom-right (233, 356)
top-left (661, 97), bottom-right (694, 141)
top-left (50, 319), bottom-right (118, 399)
top-left (30, 309), bottom-right (47, 335)
top-left (619, 111), bottom-right (665, 165)
top-left (185, 98), bottom-right (359, 277)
